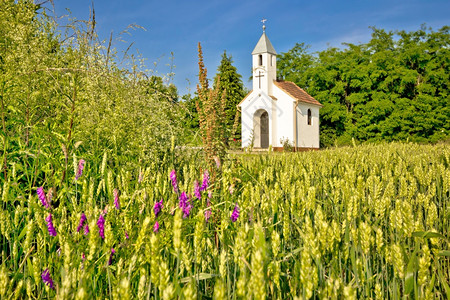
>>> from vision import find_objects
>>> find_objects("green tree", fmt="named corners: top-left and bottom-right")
top-left (178, 93), bottom-right (202, 146)
top-left (213, 51), bottom-right (246, 142)
top-left (277, 26), bottom-right (450, 146)
top-left (277, 42), bottom-right (315, 88)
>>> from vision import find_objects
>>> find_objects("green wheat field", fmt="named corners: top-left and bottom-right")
top-left (1, 143), bottom-right (449, 299)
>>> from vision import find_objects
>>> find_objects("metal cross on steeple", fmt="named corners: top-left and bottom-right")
top-left (261, 18), bottom-right (267, 32)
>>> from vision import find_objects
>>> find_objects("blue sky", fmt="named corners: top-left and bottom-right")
top-left (52, 0), bottom-right (449, 96)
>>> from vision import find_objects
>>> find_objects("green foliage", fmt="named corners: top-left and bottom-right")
top-left (213, 51), bottom-right (246, 142)
top-left (178, 93), bottom-right (202, 146)
top-left (0, 0), bottom-right (183, 181)
top-left (277, 26), bottom-right (450, 146)
top-left (280, 137), bottom-right (293, 152)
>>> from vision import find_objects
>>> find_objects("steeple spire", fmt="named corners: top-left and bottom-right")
top-left (251, 22), bottom-right (277, 94)
top-left (252, 31), bottom-right (277, 55)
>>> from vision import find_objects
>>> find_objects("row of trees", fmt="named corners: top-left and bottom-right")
top-left (182, 26), bottom-right (449, 148)
top-left (277, 25), bottom-right (449, 146)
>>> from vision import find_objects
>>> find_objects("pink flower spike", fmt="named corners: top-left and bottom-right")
top-left (154, 199), bottom-right (163, 217)
top-left (170, 170), bottom-right (179, 194)
top-left (45, 214), bottom-right (57, 236)
top-left (113, 189), bottom-right (120, 210)
top-left (205, 209), bottom-right (212, 223)
top-left (97, 214), bottom-right (105, 239)
top-left (77, 213), bottom-right (87, 233)
top-left (83, 223), bottom-right (89, 236)
top-left (37, 187), bottom-right (50, 209)
top-left (75, 159), bottom-right (85, 180)
top-left (41, 269), bottom-right (55, 289)
top-left (200, 170), bottom-right (210, 191)
top-left (194, 180), bottom-right (201, 200)
top-left (231, 204), bottom-right (239, 222)
top-left (153, 221), bottom-right (160, 233)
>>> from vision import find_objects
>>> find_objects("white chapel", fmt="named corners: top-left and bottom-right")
top-left (239, 26), bottom-right (322, 150)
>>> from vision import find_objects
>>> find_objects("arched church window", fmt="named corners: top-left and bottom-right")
top-left (307, 109), bottom-right (312, 125)
top-left (258, 54), bottom-right (263, 66)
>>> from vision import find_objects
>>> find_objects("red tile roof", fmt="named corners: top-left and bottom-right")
top-left (273, 80), bottom-right (322, 107)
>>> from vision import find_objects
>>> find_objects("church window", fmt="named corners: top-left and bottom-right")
top-left (307, 109), bottom-right (312, 125)
top-left (270, 55), bottom-right (273, 66)
top-left (258, 54), bottom-right (263, 66)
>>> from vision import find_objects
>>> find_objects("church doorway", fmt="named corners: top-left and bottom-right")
top-left (253, 109), bottom-right (269, 148)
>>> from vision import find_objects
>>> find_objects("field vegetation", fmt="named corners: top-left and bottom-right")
top-left (1, 141), bottom-right (449, 299)
top-left (0, 1), bottom-right (449, 299)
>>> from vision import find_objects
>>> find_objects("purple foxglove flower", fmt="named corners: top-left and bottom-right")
top-left (97, 214), bottom-right (105, 239)
top-left (170, 169), bottom-right (179, 194)
top-left (154, 199), bottom-right (163, 217)
top-left (37, 187), bottom-right (50, 209)
top-left (200, 170), bottom-right (209, 192)
top-left (45, 214), bottom-right (57, 236)
top-left (179, 191), bottom-right (188, 209)
top-left (83, 223), bottom-right (89, 236)
top-left (41, 269), bottom-right (55, 289)
top-left (182, 201), bottom-right (192, 219)
top-left (204, 209), bottom-right (212, 223)
top-left (125, 231), bottom-right (129, 239)
top-left (75, 159), bottom-right (85, 180)
top-left (108, 248), bottom-right (115, 265)
top-left (230, 204), bottom-right (239, 222)
top-left (194, 180), bottom-right (201, 200)
top-left (153, 221), bottom-right (160, 233)
top-left (179, 192), bottom-right (192, 218)
top-left (77, 213), bottom-right (87, 233)
top-left (82, 253), bottom-right (86, 261)
top-left (113, 189), bottom-right (120, 210)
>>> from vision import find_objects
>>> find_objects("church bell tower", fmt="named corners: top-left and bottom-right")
top-left (252, 20), bottom-right (277, 95)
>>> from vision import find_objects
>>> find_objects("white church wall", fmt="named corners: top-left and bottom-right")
top-left (296, 103), bottom-right (320, 148)
top-left (240, 91), bottom-right (274, 148)
top-left (272, 84), bottom-right (295, 147)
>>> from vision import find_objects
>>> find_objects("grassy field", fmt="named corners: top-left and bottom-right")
top-left (0, 142), bottom-right (449, 299)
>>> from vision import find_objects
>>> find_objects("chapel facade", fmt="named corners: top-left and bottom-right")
top-left (239, 28), bottom-right (322, 150)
